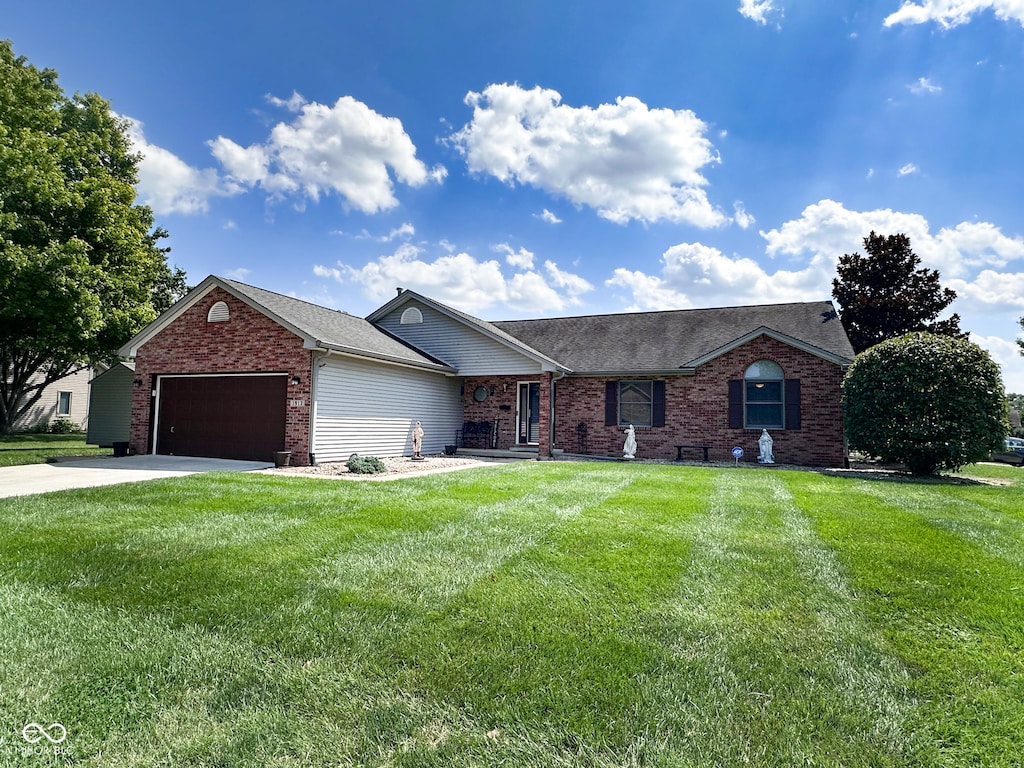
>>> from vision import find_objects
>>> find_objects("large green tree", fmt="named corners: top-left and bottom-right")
top-left (843, 332), bottom-right (1007, 475)
top-left (0, 40), bottom-right (184, 432)
top-left (832, 231), bottom-right (964, 354)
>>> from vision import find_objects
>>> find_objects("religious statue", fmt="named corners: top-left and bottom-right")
top-left (758, 429), bottom-right (774, 464)
top-left (412, 421), bottom-right (425, 460)
top-left (623, 424), bottom-right (637, 460)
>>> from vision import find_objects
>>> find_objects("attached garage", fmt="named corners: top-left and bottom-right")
top-left (312, 355), bottom-right (463, 462)
top-left (154, 374), bottom-right (287, 461)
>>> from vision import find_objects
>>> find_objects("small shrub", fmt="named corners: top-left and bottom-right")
top-left (346, 455), bottom-right (387, 474)
top-left (47, 418), bottom-right (79, 434)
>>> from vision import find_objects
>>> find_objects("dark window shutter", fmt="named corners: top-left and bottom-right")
top-left (728, 380), bottom-right (743, 429)
top-left (785, 379), bottom-right (801, 430)
top-left (605, 381), bottom-right (618, 426)
top-left (652, 381), bottom-right (666, 427)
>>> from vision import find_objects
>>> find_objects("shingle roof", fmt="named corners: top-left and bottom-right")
top-left (492, 302), bottom-right (854, 373)
top-left (220, 278), bottom-right (453, 371)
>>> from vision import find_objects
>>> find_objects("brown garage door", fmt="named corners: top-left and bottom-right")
top-left (156, 375), bottom-right (287, 461)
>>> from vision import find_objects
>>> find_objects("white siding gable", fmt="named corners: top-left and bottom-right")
top-left (375, 301), bottom-right (542, 376)
top-left (312, 354), bottom-right (463, 461)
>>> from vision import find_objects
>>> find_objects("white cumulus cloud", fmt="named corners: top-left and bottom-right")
top-left (909, 77), bottom-right (943, 94)
top-left (448, 83), bottom-right (725, 227)
top-left (495, 244), bottom-right (536, 270)
top-left (898, 163), bottom-right (920, 176)
top-left (733, 201), bottom-right (756, 229)
top-left (607, 241), bottom-right (827, 311)
top-left (739, 0), bottom-right (782, 25)
top-left (761, 200), bottom-right (1024, 279)
top-left (537, 208), bottom-right (563, 224)
top-left (885, 0), bottom-right (1024, 28)
top-left (210, 94), bottom-right (445, 215)
top-left (124, 117), bottom-right (235, 215)
top-left (969, 333), bottom-right (1024, 392)
top-left (317, 242), bottom-right (593, 314)
top-left (608, 198), bottom-right (1024, 324)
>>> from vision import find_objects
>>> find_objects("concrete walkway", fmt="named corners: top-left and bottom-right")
top-left (0, 455), bottom-right (273, 499)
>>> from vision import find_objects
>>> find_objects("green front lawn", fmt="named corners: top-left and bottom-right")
top-left (0, 433), bottom-right (110, 466)
top-left (1, 462), bottom-right (1022, 766)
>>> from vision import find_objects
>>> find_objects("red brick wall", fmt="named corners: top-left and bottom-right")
top-left (129, 287), bottom-right (313, 464)
top-left (461, 375), bottom-right (541, 450)
top-left (551, 335), bottom-right (847, 467)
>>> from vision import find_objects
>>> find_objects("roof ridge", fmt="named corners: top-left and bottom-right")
top-left (492, 300), bottom-right (835, 325)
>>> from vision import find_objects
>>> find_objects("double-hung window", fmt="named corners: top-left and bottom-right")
top-left (57, 391), bottom-right (72, 417)
top-left (605, 380), bottom-right (666, 428)
top-left (744, 361), bottom-right (784, 429)
top-left (618, 381), bottom-right (653, 427)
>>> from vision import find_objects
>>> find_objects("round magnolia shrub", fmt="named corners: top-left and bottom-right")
top-left (842, 332), bottom-right (1007, 475)
top-left (345, 455), bottom-right (387, 474)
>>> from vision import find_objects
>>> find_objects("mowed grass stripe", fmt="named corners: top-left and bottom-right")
top-left (645, 470), bottom-right (914, 767)
top-left (314, 462), bottom-right (637, 604)
top-left (0, 577), bottom-right (471, 765)
top-left (855, 479), bottom-right (1024, 567)
top-left (379, 466), bottom-right (713, 765)
top-left (792, 474), bottom-right (1024, 767)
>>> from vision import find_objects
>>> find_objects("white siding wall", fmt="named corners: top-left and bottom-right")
top-left (312, 355), bottom-right (464, 461)
top-left (12, 367), bottom-right (92, 431)
top-left (376, 301), bottom-right (542, 376)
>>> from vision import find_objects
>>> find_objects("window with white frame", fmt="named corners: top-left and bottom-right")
top-left (744, 361), bottom-right (784, 429)
top-left (57, 391), bottom-right (72, 416)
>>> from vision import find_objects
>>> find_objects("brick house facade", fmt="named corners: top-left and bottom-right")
top-left (459, 333), bottom-right (846, 467)
top-left (120, 276), bottom-right (854, 468)
top-left (127, 287), bottom-right (314, 462)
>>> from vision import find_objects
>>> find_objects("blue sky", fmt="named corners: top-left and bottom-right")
top-left (6, 0), bottom-right (1024, 389)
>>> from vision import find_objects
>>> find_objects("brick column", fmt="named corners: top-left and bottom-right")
top-left (537, 372), bottom-right (552, 457)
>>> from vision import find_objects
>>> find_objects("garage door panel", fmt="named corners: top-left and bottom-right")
top-left (156, 375), bottom-right (286, 461)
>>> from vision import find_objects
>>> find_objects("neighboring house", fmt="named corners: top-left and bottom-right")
top-left (10, 367), bottom-right (91, 432)
top-left (86, 362), bottom-right (136, 447)
top-left (120, 275), bottom-right (856, 467)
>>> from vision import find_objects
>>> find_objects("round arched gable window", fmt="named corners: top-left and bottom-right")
top-left (400, 306), bottom-right (423, 324)
top-left (207, 301), bottom-right (230, 322)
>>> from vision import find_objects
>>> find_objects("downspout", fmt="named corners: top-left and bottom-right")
top-left (548, 370), bottom-right (566, 458)
top-left (309, 351), bottom-right (321, 466)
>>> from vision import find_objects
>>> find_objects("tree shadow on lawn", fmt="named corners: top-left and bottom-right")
top-left (816, 465), bottom-right (1015, 486)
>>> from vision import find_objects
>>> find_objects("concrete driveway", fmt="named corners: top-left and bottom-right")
top-left (0, 455), bottom-right (273, 499)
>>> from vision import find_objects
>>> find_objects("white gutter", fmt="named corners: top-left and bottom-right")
top-left (317, 345), bottom-right (457, 375)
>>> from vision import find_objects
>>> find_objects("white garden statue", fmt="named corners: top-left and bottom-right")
top-left (757, 429), bottom-right (775, 464)
top-left (411, 420), bottom-right (425, 460)
top-left (623, 424), bottom-right (637, 460)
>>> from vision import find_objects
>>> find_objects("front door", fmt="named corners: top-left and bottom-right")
top-left (517, 382), bottom-right (540, 444)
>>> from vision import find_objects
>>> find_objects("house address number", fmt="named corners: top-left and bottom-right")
top-left (290, 399), bottom-right (305, 407)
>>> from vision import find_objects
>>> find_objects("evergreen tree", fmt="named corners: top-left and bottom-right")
top-left (832, 231), bottom-right (964, 354)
